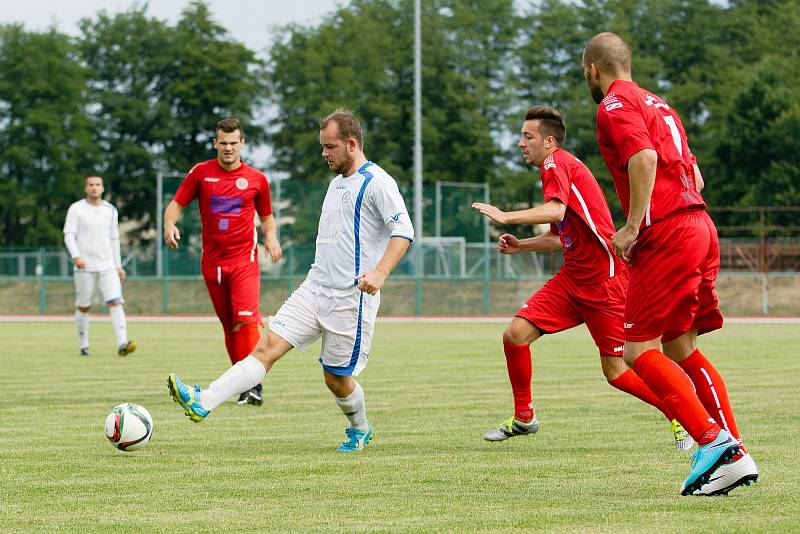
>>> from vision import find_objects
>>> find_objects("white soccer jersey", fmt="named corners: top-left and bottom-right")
top-left (63, 199), bottom-right (122, 272)
top-left (308, 161), bottom-right (414, 289)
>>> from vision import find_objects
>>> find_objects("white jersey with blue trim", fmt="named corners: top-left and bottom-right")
top-left (63, 199), bottom-right (121, 272)
top-left (308, 161), bottom-right (414, 290)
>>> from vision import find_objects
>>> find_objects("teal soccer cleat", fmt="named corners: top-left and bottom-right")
top-left (681, 428), bottom-right (739, 495)
top-left (337, 425), bottom-right (373, 452)
top-left (167, 373), bottom-right (209, 423)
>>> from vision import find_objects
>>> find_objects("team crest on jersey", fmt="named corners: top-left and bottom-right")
top-left (235, 178), bottom-right (248, 190)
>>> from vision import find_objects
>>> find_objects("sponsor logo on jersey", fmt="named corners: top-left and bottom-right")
top-left (204, 177), bottom-right (220, 182)
top-left (624, 323), bottom-right (634, 329)
top-left (390, 212), bottom-right (403, 222)
top-left (614, 345), bottom-right (624, 353)
top-left (235, 178), bottom-right (248, 190)
top-left (602, 92), bottom-right (623, 111)
top-left (644, 94), bottom-right (671, 110)
top-left (237, 310), bottom-right (254, 316)
top-left (543, 155), bottom-right (556, 170)
top-left (211, 195), bottom-right (242, 216)
top-left (218, 218), bottom-right (229, 230)
top-left (342, 191), bottom-right (351, 204)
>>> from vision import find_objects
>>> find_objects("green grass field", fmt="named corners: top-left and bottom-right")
top-left (1, 321), bottom-right (798, 533)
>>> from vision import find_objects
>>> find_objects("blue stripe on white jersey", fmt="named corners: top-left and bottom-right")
top-left (353, 161), bottom-right (375, 283)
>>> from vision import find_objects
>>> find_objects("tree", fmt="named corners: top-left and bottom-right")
top-left (0, 25), bottom-right (96, 246)
top-left (79, 7), bottom-right (175, 244)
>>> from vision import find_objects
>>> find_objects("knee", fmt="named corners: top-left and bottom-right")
top-left (324, 373), bottom-right (354, 397)
top-left (77, 306), bottom-right (90, 313)
top-left (502, 323), bottom-right (536, 346)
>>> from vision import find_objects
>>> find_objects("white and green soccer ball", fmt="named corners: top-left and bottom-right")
top-left (104, 403), bottom-right (154, 451)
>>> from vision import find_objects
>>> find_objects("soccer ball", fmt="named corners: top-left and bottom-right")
top-left (104, 403), bottom-right (154, 451)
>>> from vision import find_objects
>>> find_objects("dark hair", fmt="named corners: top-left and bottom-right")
top-left (319, 108), bottom-right (364, 149)
top-left (215, 118), bottom-right (245, 139)
top-left (524, 105), bottom-right (566, 146)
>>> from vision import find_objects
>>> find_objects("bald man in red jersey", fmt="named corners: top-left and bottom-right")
top-left (582, 32), bottom-right (758, 496)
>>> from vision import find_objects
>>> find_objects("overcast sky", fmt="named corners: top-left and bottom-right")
top-left (0, 0), bottom-right (342, 52)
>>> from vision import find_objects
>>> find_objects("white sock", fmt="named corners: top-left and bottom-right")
top-left (200, 355), bottom-right (266, 411)
top-left (334, 381), bottom-right (368, 431)
top-left (75, 310), bottom-right (89, 348)
top-left (109, 305), bottom-right (127, 346)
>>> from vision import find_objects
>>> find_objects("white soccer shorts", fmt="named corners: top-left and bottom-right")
top-left (74, 270), bottom-right (124, 307)
top-left (268, 279), bottom-right (380, 377)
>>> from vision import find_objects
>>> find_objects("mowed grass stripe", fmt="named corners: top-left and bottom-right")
top-left (0, 322), bottom-right (798, 532)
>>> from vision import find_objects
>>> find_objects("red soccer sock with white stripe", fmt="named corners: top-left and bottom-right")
top-left (678, 349), bottom-right (744, 451)
top-left (631, 349), bottom-right (720, 444)
top-left (504, 343), bottom-right (534, 423)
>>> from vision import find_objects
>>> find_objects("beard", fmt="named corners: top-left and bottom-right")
top-left (331, 153), bottom-right (354, 175)
top-left (590, 83), bottom-right (605, 105)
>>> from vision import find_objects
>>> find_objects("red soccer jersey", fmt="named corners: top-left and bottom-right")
top-left (540, 147), bottom-right (623, 283)
top-left (173, 159), bottom-right (273, 265)
top-left (596, 80), bottom-right (705, 226)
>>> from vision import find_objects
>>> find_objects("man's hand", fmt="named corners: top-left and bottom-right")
top-left (497, 233), bottom-right (521, 255)
top-left (471, 202), bottom-right (508, 225)
top-left (265, 234), bottom-right (282, 263)
top-left (164, 224), bottom-right (181, 249)
top-left (74, 257), bottom-right (86, 270)
top-left (612, 225), bottom-right (639, 263)
top-left (117, 267), bottom-right (126, 282)
top-left (355, 270), bottom-right (386, 295)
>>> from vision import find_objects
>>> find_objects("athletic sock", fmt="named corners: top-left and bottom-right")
top-left (233, 323), bottom-right (261, 363)
top-left (109, 305), bottom-right (128, 346)
top-left (504, 343), bottom-right (534, 423)
top-left (334, 381), bottom-right (368, 431)
top-left (678, 349), bottom-right (743, 449)
top-left (75, 310), bottom-right (89, 349)
top-left (631, 349), bottom-right (719, 444)
top-left (200, 355), bottom-right (266, 411)
top-left (224, 331), bottom-right (237, 365)
top-left (608, 367), bottom-right (671, 420)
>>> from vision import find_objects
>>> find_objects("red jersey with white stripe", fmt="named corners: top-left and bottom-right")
top-left (541, 148), bottom-right (623, 284)
top-left (595, 80), bottom-right (705, 226)
top-left (174, 159), bottom-right (273, 266)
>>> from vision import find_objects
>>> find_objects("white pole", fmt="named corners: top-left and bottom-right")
top-left (413, 0), bottom-right (423, 271)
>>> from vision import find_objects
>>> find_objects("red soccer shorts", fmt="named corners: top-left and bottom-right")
top-left (514, 268), bottom-right (628, 357)
top-left (624, 209), bottom-right (724, 342)
top-left (201, 259), bottom-right (262, 331)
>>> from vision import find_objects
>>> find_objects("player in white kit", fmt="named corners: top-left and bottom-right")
top-left (63, 176), bottom-right (136, 356)
top-left (168, 109), bottom-right (414, 451)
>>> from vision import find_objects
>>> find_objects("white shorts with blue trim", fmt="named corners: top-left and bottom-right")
top-left (268, 279), bottom-right (380, 377)
top-left (74, 269), bottom-right (124, 307)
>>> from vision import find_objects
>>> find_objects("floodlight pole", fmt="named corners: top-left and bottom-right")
top-left (413, 0), bottom-right (423, 261)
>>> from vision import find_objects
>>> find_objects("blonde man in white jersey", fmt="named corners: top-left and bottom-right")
top-left (63, 176), bottom-right (136, 356)
top-left (168, 109), bottom-right (414, 451)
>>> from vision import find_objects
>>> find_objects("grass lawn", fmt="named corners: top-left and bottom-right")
top-left (1, 321), bottom-right (798, 532)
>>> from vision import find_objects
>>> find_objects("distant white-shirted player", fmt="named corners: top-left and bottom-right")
top-left (63, 176), bottom-right (136, 356)
top-left (168, 109), bottom-right (414, 452)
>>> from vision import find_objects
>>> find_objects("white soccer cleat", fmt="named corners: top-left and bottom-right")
top-left (693, 452), bottom-right (759, 496)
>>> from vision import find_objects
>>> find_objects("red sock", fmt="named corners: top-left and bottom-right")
top-left (504, 343), bottom-right (534, 422)
top-left (678, 349), bottom-right (742, 448)
top-left (608, 368), bottom-right (672, 420)
top-left (224, 330), bottom-right (237, 365)
top-left (631, 349), bottom-right (719, 444)
top-left (232, 323), bottom-right (261, 363)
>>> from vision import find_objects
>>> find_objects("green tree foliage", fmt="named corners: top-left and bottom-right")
top-left (79, 7), bottom-right (174, 243)
top-left (0, 26), bottom-right (96, 246)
